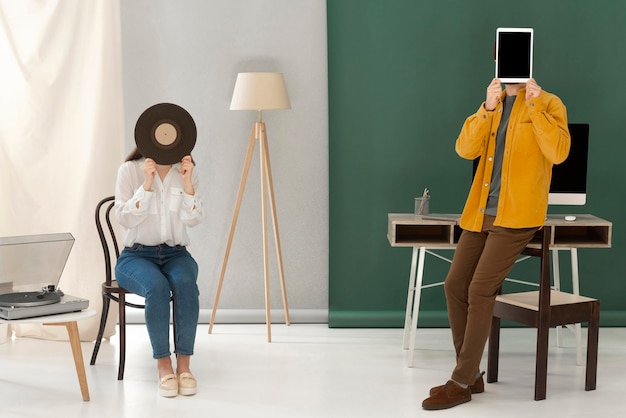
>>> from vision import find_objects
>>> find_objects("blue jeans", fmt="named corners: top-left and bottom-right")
top-left (115, 244), bottom-right (199, 359)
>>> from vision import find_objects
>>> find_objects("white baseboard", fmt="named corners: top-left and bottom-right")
top-left (125, 308), bottom-right (328, 324)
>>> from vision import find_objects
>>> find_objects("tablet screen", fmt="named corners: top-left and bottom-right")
top-left (495, 28), bottom-right (533, 83)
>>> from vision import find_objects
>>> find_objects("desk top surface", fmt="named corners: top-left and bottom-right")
top-left (388, 213), bottom-right (612, 226)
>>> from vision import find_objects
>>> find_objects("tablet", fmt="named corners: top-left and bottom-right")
top-left (495, 28), bottom-right (533, 83)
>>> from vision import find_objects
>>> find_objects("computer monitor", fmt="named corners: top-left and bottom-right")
top-left (472, 123), bottom-right (589, 205)
top-left (549, 123), bottom-right (589, 205)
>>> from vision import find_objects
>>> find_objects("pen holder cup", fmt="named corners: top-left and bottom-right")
top-left (414, 196), bottom-right (430, 215)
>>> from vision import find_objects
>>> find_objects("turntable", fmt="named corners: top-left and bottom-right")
top-left (0, 233), bottom-right (89, 320)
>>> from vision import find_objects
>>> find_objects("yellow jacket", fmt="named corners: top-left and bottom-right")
top-left (457, 89), bottom-right (570, 232)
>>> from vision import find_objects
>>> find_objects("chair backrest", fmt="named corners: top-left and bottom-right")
top-left (95, 196), bottom-right (119, 285)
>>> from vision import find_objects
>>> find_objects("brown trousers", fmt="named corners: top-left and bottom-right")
top-left (444, 215), bottom-right (538, 385)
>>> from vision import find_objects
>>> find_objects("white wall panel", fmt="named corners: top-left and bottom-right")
top-left (120, 0), bottom-right (328, 322)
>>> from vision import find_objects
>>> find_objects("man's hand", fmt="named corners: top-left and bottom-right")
top-left (525, 78), bottom-right (542, 100)
top-left (485, 78), bottom-right (502, 111)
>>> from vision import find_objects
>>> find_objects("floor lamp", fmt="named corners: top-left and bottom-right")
top-left (209, 72), bottom-right (291, 342)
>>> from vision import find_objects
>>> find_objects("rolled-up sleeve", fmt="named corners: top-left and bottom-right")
top-left (114, 163), bottom-right (154, 229)
top-left (180, 190), bottom-right (203, 226)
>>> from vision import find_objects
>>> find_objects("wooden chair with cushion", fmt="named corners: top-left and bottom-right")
top-left (487, 226), bottom-right (600, 401)
top-left (90, 196), bottom-right (146, 380)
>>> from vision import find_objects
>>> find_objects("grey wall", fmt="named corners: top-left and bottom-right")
top-left (120, 1), bottom-right (328, 322)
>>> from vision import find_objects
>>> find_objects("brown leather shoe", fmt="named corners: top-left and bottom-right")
top-left (422, 380), bottom-right (471, 410)
top-left (429, 371), bottom-right (485, 396)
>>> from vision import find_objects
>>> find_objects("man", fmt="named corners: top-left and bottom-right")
top-left (421, 77), bottom-right (570, 410)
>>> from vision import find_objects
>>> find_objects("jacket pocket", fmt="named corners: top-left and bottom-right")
top-left (512, 123), bottom-right (540, 156)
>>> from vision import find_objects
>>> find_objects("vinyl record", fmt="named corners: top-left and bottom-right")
top-left (134, 103), bottom-right (197, 165)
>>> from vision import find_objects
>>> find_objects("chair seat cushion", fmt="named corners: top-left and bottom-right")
top-left (496, 290), bottom-right (597, 311)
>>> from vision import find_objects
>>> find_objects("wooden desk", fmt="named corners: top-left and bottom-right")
top-left (387, 214), bottom-right (612, 367)
top-left (0, 309), bottom-right (96, 401)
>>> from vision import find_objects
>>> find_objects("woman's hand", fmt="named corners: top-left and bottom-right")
top-left (180, 155), bottom-right (195, 195)
top-left (143, 158), bottom-right (156, 191)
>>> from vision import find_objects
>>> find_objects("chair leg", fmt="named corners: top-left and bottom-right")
top-left (534, 323), bottom-right (550, 401)
top-left (487, 316), bottom-right (501, 383)
top-left (90, 292), bottom-right (110, 365)
top-left (585, 302), bottom-right (600, 391)
top-left (172, 302), bottom-right (176, 352)
top-left (117, 292), bottom-right (126, 381)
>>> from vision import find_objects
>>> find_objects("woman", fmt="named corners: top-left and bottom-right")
top-left (114, 147), bottom-right (204, 397)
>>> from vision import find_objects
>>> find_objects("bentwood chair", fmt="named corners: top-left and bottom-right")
top-left (487, 227), bottom-right (600, 400)
top-left (89, 196), bottom-right (145, 380)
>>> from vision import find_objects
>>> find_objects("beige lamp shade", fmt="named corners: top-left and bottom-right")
top-left (230, 72), bottom-right (291, 111)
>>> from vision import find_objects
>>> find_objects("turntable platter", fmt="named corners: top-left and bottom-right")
top-left (0, 291), bottom-right (61, 307)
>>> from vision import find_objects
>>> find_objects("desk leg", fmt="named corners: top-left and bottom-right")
top-left (552, 249), bottom-right (563, 347)
top-left (407, 247), bottom-right (426, 368)
top-left (402, 247), bottom-right (419, 350)
top-left (45, 321), bottom-right (90, 401)
top-left (552, 248), bottom-right (584, 366)
top-left (571, 248), bottom-right (583, 366)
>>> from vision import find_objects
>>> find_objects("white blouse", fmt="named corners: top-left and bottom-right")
top-left (114, 158), bottom-right (204, 247)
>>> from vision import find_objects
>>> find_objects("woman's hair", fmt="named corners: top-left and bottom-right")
top-left (124, 147), bottom-right (195, 165)
top-left (125, 147), bottom-right (143, 162)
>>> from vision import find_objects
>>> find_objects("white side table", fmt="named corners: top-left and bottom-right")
top-left (0, 309), bottom-right (96, 401)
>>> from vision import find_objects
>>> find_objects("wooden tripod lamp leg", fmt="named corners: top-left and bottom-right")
top-left (209, 125), bottom-right (257, 334)
top-left (260, 126), bottom-right (291, 326)
top-left (259, 122), bottom-right (273, 342)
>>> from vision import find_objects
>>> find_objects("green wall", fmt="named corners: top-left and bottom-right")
top-left (328, 0), bottom-right (626, 327)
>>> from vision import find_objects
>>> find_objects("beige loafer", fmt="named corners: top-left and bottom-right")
top-left (158, 373), bottom-right (178, 397)
top-left (177, 372), bottom-right (197, 396)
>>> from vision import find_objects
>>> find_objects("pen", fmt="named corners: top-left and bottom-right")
top-left (418, 188), bottom-right (429, 215)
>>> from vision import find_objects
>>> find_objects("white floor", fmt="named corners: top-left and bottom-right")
top-left (0, 324), bottom-right (624, 418)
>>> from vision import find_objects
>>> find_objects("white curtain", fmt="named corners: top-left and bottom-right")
top-left (0, 0), bottom-right (124, 341)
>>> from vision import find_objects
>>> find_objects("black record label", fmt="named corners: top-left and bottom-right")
top-left (134, 103), bottom-right (197, 165)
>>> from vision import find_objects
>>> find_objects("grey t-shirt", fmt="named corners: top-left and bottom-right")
top-left (485, 95), bottom-right (516, 216)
